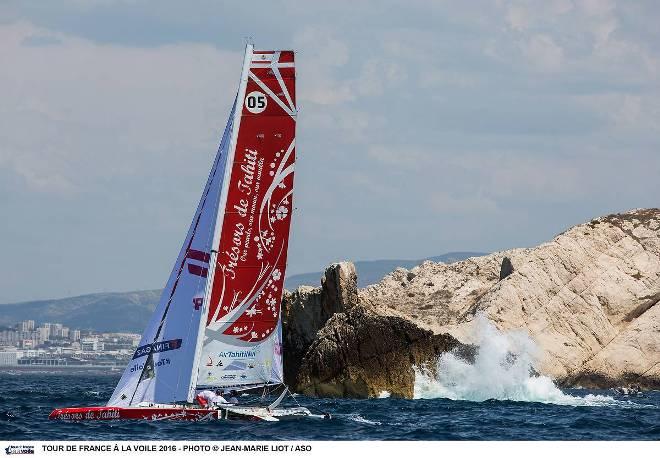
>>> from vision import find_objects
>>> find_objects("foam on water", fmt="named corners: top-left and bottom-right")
top-left (413, 315), bottom-right (640, 407)
top-left (346, 414), bottom-right (381, 425)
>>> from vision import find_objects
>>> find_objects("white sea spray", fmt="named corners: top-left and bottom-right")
top-left (413, 314), bottom-right (642, 407)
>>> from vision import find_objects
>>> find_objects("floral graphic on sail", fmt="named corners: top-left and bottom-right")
top-left (205, 50), bottom-right (296, 345)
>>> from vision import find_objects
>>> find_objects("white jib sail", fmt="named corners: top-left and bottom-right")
top-left (107, 99), bottom-right (238, 407)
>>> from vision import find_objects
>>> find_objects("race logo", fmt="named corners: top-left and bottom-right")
top-left (5, 445), bottom-right (34, 455)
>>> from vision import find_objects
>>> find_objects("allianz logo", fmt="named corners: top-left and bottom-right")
top-left (129, 358), bottom-right (171, 373)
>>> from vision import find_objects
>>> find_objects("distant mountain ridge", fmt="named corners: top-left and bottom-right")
top-left (0, 290), bottom-right (161, 333)
top-left (284, 252), bottom-right (485, 290)
top-left (0, 252), bottom-right (484, 333)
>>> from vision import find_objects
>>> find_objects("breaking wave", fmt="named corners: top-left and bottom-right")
top-left (413, 315), bottom-right (640, 407)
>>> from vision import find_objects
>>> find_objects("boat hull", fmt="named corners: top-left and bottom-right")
top-left (49, 405), bottom-right (313, 422)
top-left (49, 406), bottom-right (220, 421)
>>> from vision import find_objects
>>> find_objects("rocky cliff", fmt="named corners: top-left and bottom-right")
top-left (283, 208), bottom-right (660, 396)
top-left (281, 262), bottom-right (358, 385)
top-left (296, 306), bottom-right (469, 398)
top-left (282, 262), bottom-right (473, 398)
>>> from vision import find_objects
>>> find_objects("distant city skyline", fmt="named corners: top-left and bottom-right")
top-left (1, 318), bottom-right (83, 348)
top-left (0, 317), bottom-right (138, 368)
top-left (1, 1), bottom-right (659, 302)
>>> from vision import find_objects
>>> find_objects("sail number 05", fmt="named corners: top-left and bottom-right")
top-left (245, 91), bottom-right (267, 114)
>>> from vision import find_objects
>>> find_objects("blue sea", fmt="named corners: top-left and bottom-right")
top-left (0, 372), bottom-right (658, 440)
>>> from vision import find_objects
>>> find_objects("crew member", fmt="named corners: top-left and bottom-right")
top-left (228, 390), bottom-right (239, 404)
top-left (196, 389), bottom-right (228, 407)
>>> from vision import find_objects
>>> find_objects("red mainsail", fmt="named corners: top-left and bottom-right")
top-left (195, 49), bottom-right (296, 389)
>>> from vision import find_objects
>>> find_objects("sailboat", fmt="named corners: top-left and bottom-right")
top-left (49, 45), bottom-right (311, 421)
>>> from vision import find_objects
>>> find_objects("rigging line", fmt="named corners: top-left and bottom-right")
top-left (284, 387), bottom-right (327, 418)
top-left (288, 388), bottom-right (301, 408)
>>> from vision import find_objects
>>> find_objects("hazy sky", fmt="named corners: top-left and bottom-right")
top-left (1, 1), bottom-right (658, 303)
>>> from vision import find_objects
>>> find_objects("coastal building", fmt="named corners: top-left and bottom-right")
top-left (2, 329), bottom-right (49, 347)
top-left (1, 319), bottom-right (141, 371)
top-left (23, 349), bottom-right (46, 358)
top-left (37, 326), bottom-right (49, 342)
top-left (0, 351), bottom-right (18, 366)
top-left (43, 322), bottom-right (52, 338)
top-left (81, 338), bottom-right (104, 352)
top-left (0, 329), bottom-right (18, 346)
top-left (17, 356), bottom-right (68, 367)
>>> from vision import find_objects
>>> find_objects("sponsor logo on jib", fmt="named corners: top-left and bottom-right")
top-left (218, 350), bottom-right (256, 358)
top-left (133, 339), bottom-right (182, 359)
top-left (5, 445), bottom-right (34, 455)
top-left (129, 358), bottom-right (171, 373)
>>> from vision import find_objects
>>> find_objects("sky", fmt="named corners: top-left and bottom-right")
top-left (1, 0), bottom-right (658, 303)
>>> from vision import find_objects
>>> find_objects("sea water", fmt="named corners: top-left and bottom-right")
top-left (1, 318), bottom-right (658, 440)
top-left (1, 373), bottom-right (658, 440)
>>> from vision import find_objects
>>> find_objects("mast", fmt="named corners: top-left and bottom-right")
top-left (186, 44), bottom-right (254, 402)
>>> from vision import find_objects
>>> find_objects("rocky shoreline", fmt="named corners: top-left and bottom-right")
top-left (282, 208), bottom-right (660, 397)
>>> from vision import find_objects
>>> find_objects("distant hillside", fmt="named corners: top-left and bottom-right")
top-left (0, 252), bottom-right (485, 332)
top-left (283, 252), bottom-right (486, 289)
top-left (0, 290), bottom-right (160, 333)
